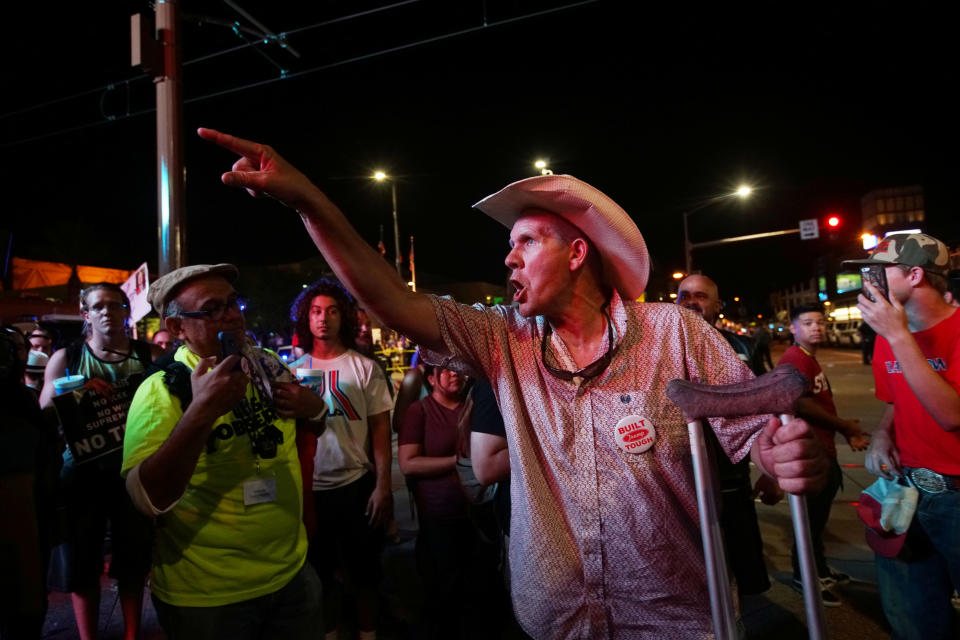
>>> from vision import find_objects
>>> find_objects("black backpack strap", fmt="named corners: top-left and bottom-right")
top-left (130, 339), bottom-right (154, 367)
top-left (162, 362), bottom-right (193, 413)
top-left (145, 349), bottom-right (177, 377)
top-left (143, 349), bottom-right (193, 414)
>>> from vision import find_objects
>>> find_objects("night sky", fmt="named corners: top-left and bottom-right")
top-left (3, 1), bottom-right (957, 313)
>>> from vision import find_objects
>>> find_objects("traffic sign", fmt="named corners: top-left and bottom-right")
top-left (799, 218), bottom-right (819, 240)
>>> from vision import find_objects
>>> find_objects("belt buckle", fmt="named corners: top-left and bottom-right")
top-left (909, 468), bottom-right (948, 494)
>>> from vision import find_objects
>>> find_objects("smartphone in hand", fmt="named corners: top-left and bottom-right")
top-left (218, 331), bottom-right (243, 366)
top-left (860, 265), bottom-right (888, 302)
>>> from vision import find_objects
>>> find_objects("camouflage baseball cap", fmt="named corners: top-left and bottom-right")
top-left (843, 233), bottom-right (950, 277)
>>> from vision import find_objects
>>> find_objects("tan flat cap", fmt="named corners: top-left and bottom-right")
top-left (148, 263), bottom-right (239, 315)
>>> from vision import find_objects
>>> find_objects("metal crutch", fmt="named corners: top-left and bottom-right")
top-left (667, 364), bottom-right (828, 640)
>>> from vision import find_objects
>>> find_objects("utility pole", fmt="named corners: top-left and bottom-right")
top-left (132, 0), bottom-right (186, 276)
top-left (391, 181), bottom-right (402, 278)
top-left (154, 0), bottom-right (186, 275)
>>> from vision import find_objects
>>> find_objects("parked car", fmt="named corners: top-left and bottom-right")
top-left (826, 319), bottom-right (862, 347)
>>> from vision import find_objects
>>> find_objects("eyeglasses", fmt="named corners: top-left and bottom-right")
top-left (179, 294), bottom-right (241, 321)
top-left (541, 307), bottom-right (617, 382)
top-left (86, 301), bottom-right (129, 315)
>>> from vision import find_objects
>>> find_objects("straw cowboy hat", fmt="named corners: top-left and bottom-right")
top-left (474, 174), bottom-right (649, 299)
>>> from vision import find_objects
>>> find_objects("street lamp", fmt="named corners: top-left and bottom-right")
top-left (373, 170), bottom-right (403, 278)
top-left (534, 159), bottom-right (553, 176)
top-left (683, 185), bottom-right (753, 274)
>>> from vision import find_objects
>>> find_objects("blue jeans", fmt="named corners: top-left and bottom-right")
top-left (875, 486), bottom-right (960, 640)
top-left (152, 562), bottom-right (323, 640)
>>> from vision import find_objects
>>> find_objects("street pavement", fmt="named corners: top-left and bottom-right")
top-left (40, 342), bottom-right (957, 638)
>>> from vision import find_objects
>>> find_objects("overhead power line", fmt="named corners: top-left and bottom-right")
top-left (0, 0), bottom-right (598, 148)
top-left (0, 0), bottom-right (423, 123)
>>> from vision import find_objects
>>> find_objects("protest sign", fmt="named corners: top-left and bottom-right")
top-left (53, 372), bottom-right (144, 465)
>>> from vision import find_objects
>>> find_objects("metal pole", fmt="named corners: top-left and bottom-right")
top-left (683, 210), bottom-right (692, 274)
top-left (409, 235), bottom-right (416, 291)
top-left (781, 413), bottom-right (828, 640)
top-left (391, 182), bottom-right (402, 278)
top-left (688, 418), bottom-right (737, 639)
top-left (155, 0), bottom-right (186, 276)
top-left (691, 228), bottom-right (800, 250)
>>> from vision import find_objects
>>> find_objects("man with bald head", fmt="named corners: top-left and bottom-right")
top-left (677, 274), bottom-right (764, 375)
top-left (676, 273), bottom-right (774, 597)
top-left (199, 128), bottom-right (827, 639)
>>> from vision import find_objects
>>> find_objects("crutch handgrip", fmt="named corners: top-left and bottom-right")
top-left (666, 364), bottom-right (807, 420)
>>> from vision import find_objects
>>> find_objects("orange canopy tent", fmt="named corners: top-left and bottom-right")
top-left (10, 257), bottom-right (133, 290)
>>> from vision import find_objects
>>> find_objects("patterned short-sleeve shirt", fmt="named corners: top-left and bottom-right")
top-left (422, 292), bottom-right (765, 639)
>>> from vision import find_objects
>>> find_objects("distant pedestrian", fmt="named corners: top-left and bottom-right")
top-left (858, 321), bottom-right (877, 365)
top-left (398, 366), bottom-right (476, 638)
top-left (677, 274), bottom-right (773, 596)
top-left (778, 304), bottom-right (870, 607)
top-left (753, 324), bottom-right (774, 371)
top-left (27, 327), bottom-right (53, 357)
top-left (40, 283), bottom-right (161, 640)
top-left (151, 328), bottom-right (174, 353)
top-left (1, 327), bottom-right (61, 639)
top-left (289, 278), bottom-right (393, 640)
top-left (945, 269), bottom-right (960, 307)
top-left (23, 349), bottom-right (49, 393)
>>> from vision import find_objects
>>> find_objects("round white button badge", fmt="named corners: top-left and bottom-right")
top-left (615, 415), bottom-right (656, 454)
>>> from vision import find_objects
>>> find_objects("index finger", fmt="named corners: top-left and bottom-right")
top-left (771, 415), bottom-right (812, 445)
top-left (216, 354), bottom-right (243, 372)
top-left (197, 128), bottom-right (262, 158)
top-left (193, 355), bottom-right (218, 375)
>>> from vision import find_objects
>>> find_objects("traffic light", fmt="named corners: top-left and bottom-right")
top-left (826, 214), bottom-right (841, 229)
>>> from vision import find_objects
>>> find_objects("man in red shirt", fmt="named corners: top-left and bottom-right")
top-left (778, 304), bottom-right (868, 607)
top-left (849, 233), bottom-right (960, 639)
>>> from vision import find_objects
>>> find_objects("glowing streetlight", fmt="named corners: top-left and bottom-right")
top-left (672, 271), bottom-right (685, 280)
top-left (372, 170), bottom-right (402, 278)
top-left (683, 185), bottom-right (754, 273)
top-left (534, 159), bottom-right (553, 176)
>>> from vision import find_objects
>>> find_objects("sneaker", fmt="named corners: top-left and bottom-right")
top-left (825, 566), bottom-right (851, 585)
top-left (792, 578), bottom-right (842, 608)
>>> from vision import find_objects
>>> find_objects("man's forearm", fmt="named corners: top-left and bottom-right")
top-left (887, 332), bottom-right (960, 431)
top-left (795, 397), bottom-right (859, 438)
top-left (475, 447), bottom-right (510, 485)
top-left (295, 190), bottom-right (442, 352)
top-left (138, 403), bottom-right (220, 511)
top-left (400, 453), bottom-right (457, 477)
top-left (874, 403), bottom-right (895, 436)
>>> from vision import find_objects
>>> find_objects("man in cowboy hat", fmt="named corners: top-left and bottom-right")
top-left (847, 233), bottom-right (960, 639)
top-left (198, 128), bottom-right (826, 638)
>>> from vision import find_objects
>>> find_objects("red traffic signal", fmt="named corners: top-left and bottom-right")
top-left (826, 215), bottom-right (841, 228)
